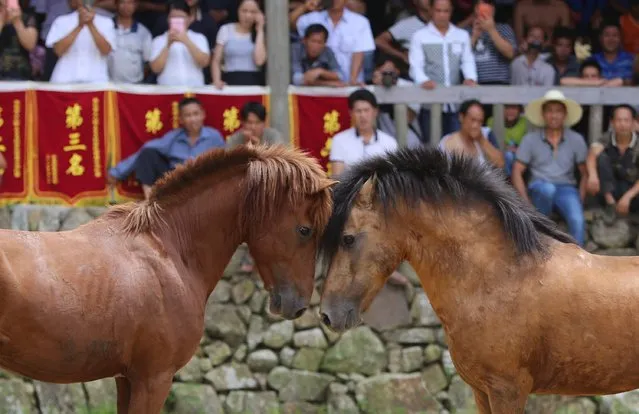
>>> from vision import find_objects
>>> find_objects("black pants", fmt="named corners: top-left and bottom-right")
top-left (135, 148), bottom-right (172, 186)
top-left (597, 152), bottom-right (639, 212)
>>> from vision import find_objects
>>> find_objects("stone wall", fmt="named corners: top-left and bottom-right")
top-left (0, 204), bottom-right (638, 414)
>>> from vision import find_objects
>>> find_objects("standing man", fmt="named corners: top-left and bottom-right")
top-left (511, 90), bottom-right (588, 246)
top-left (408, 0), bottom-right (477, 143)
top-left (108, 97), bottom-right (225, 199)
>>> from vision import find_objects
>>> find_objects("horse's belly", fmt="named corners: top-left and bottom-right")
top-left (0, 324), bottom-right (124, 383)
top-left (531, 348), bottom-right (639, 395)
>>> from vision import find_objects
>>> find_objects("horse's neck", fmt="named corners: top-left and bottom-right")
top-left (154, 180), bottom-right (244, 298)
top-left (404, 206), bottom-right (511, 326)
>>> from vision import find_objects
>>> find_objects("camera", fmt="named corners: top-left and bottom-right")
top-left (381, 71), bottom-right (397, 88)
top-left (613, 161), bottom-right (638, 182)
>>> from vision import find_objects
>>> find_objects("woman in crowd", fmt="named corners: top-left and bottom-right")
top-left (211, 0), bottom-right (266, 88)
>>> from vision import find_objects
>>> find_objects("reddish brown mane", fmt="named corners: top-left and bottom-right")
top-left (104, 145), bottom-right (333, 237)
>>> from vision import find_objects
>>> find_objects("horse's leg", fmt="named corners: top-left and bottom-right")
top-left (487, 388), bottom-right (528, 414)
top-left (127, 373), bottom-right (174, 414)
top-left (115, 377), bottom-right (131, 414)
top-left (472, 387), bottom-right (491, 414)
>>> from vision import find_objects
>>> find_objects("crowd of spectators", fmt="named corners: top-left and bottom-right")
top-left (4, 0), bottom-right (639, 250)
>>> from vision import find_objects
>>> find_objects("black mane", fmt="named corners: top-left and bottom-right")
top-left (320, 146), bottom-right (575, 262)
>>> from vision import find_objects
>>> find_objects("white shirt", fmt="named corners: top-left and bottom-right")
top-left (150, 30), bottom-right (210, 86)
top-left (329, 128), bottom-right (398, 168)
top-left (45, 11), bottom-right (116, 83)
top-left (408, 22), bottom-right (477, 86)
top-left (408, 22), bottom-right (477, 112)
top-left (297, 9), bottom-right (375, 83)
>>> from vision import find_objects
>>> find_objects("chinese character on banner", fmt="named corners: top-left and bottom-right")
top-left (320, 137), bottom-right (333, 176)
top-left (145, 108), bottom-right (163, 134)
top-left (66, 153), bottom-right (85, 176)
top-left (0, 108), bottom-right (5, 155)
top-left (64, 103), bottom-right (86, 177)
top-left (323, 110), bottom-right (341, 135)
top-left (223, 106), bottom-right (241, 133)
top-left (65, 104), bottom-right (83, 130)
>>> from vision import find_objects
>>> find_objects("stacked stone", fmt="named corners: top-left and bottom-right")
top-left (0, 205), bottom-right (638, 413)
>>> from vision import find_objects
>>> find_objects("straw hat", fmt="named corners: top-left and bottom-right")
top-left (524, 89), bottom-right (583, 127)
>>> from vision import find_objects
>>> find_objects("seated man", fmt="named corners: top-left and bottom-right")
top-left (586, 105), bottom-right (639, 223)
top-left (511, 90), bottom-right (588, 246)
top-left (108, 97), bottom-right (225, 198)
top-left (291, 23), bottom-right (344, 87)
top-left (226, 102), bottom-right (287, 148)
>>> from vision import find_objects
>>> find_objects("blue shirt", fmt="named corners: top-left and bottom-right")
top-left (109, 126), bottom-right (225, 180)
top-left (591, 51), bottom-right (635, 81)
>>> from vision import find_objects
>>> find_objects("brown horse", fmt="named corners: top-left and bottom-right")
top-left (318, 146), bottom-right (639, 413)
top-left (0, 144), bottom-right (334, 413)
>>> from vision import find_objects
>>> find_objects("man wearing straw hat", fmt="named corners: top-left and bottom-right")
top-left (511, 89), bottom-right (588, 246)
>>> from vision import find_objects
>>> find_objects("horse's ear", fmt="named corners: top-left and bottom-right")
top-left (317, 178), bottom-right (338, 192)
top-left (355, 176), bottom-right (376, 208)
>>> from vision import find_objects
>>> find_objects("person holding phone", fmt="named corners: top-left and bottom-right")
top-left (211, 0), bottom-right (266, 88)
top-left (149, 0), bottom-right (210, 86)
top-left (45, 0), bottom-right (115, 83)
top-left (0, 0), bottom-right (38, 80)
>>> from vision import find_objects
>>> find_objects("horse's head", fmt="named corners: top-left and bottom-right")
top-left (319, 177), bottom-right (405, 333)
top-left (241, 147), bottom-right (335, 320)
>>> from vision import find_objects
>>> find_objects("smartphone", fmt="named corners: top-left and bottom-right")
top-left (169, 17), bottom-right (186, 33)
top-left (7, 0), bottom-right (19, 10)
top-left (82, 0), bottom-right (94, 8)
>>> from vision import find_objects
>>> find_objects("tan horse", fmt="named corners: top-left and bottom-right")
top-left (318, 146), bottom-right (639, 413)
top-left (0, 145), bottom-right (334, 413)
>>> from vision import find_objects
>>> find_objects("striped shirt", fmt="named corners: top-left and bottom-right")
top-left (467, 23), bottom-right (517, 84)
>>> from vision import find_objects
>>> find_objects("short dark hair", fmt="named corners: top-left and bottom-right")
top-left (240, 101), bottom-right (267, 121)
top-left (611, 104), bottom-right (637, 119)
top-left (552, 26), bottom-right (575, 44)
top-left (429, 0), bottom-right (452, 7)
top-left (178, 97), bottom-right (203, 111)
top-left (580, 59), bottom-right (601, 75)
top-left (168, 0), bottom-right (189, 14)
top-left (348, 89), bottom-right (378, 110)
top-left (304, 24), bottom-right (329, 41)
top-left (600, 19), bottom-right (621, 33)
top-left (459, 99), bottom-right (483, 116)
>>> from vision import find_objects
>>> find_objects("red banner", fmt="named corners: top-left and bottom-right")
top-left (290, 93), bottom-right (351, 176)
top-left (0, 84), bottom-right (350, 206)
top-left (0, 90), bottom-right (28, 204)
top-left (33, 90), bottom-right (109, 204)
top-left (112, 91), bottom-right (268, 200)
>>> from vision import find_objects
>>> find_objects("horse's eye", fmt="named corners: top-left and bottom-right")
top-left (298, 226), bottom-right (312, 237)
top-left (342, 234), bottom-right (355, 247)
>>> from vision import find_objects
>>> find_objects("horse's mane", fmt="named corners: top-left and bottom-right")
top-left (105, 145), bottom-right (333, 237)
top-left (320, 146), bottom-right (576, 261)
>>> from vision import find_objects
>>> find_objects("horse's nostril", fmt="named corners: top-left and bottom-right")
top-left (294, 307), bottom-right (307, 319)
top-left (320, 312), bottom-right (331, 327)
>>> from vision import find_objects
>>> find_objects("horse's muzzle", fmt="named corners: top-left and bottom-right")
top-left (268, 284), bottom-right (308, 320)
top-left (319, 297), bottom-right (360, 333)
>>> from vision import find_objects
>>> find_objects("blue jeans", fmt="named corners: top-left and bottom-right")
top-left (504, 150), bottom-right (516, 177)
top-left (528, 180), bottom-right (585, 246)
